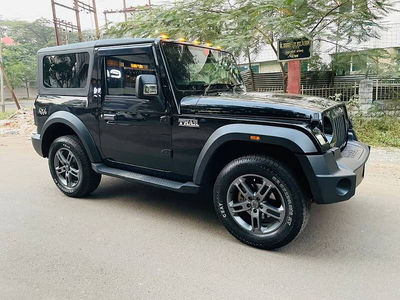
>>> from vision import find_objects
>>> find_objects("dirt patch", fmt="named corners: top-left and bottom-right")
top-left (366, 147), bottom-right (400, 185)
top-left (0, 108), bottom-right (36, 137)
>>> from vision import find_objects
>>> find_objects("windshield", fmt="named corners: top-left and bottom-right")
top-left (162, 42), bottom-right (244, 92)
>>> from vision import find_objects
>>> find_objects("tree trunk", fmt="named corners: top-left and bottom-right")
top-left (279, 62), bottom-right (287, 93)
top-left (246, 47), bottom-right (255, 92)
top-left (25, 79), bottom-right (30, 98)
top-left (0, 60), bottom-right (20, 109)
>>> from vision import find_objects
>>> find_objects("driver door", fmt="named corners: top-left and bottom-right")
top-left (98, 45), bottom-right (172, 171)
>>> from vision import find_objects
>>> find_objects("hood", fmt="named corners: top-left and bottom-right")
top-left (180, 92), bottom-right (343, 121)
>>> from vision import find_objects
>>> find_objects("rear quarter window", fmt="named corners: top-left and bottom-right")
top-left (43, 53), bottom-right (90, 88)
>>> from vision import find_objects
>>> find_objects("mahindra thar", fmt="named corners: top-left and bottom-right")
top-left (32, 38), bottom-right (370, 249)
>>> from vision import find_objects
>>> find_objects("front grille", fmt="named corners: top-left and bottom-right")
top-left (323, 106), bottom-right (348, 150)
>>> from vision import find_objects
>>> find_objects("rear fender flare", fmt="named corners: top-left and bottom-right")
top-left (193, 124), bottom-right (319, 184)
top-left (41, 111), bottom-right (101, 162)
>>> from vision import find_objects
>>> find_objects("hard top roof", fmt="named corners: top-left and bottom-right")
top-left (37, 38), bottom-right (156, 53)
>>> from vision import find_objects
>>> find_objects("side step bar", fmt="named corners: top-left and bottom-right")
top-left (92, 163), bottom-right (199, 194)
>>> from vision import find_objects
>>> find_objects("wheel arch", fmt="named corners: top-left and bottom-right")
top-left (41, 111), bottom-right (101, 162)
top-left (193, 124), bottom-right (319, 189)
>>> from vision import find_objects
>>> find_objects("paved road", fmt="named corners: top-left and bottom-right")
top-left (2, 99), bottom-right (34, 112)
top-left (0, 136), bottom-right (399, 300)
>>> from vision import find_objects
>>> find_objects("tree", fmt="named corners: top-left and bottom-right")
top-left (331, 48), bottom-right (399, 78)
top-left (106, 0), bottom-right (394, 92)
top-left (0, 18), bottom-right (56, 94)
top-left (0, 18), bottom-right (56, 52)
top-left (105, 0), bottom-right (264, 90)
top-left (2, 45), bottom-right (37, 95)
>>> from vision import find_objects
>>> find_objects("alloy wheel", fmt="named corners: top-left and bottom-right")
top-left (53, 148), bottom-right (81, 188)
top-left (226, 174), bottom-right (286, 235)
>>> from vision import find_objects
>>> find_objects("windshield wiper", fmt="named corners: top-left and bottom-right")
top-left (229, 83), bottom-right (244, 94)
top-left (203, 83), bottom-right (221, 95)
top-left (204, 83), bottom-right (243, 95)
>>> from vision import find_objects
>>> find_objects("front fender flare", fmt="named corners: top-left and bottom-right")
top-left (192, 124), bottom-right (319, 184)
top-left (41, 111), bottom-right (101, 162)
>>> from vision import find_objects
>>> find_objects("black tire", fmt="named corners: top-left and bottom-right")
top-left (213, 155), bottom-right (310, 250)
top-left (48, 135), bottom-right (101, 198)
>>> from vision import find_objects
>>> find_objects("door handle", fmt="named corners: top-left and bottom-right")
top-left (103, 113), bottom-right (116, 121)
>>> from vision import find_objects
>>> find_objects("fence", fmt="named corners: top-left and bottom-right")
top-left (301, 83), bottom-right (359, 101)
top-left (242, 71), bottom-right (334, 92)
top-left (373, 80), bottom-right (400, 101)
top-left (257, 79), bottom-right (400, 102)
top-left (257, 86), bottom-right (284, 93)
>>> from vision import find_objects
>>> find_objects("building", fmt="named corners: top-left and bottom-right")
top-left (237, 4), bottom-right (400, 78)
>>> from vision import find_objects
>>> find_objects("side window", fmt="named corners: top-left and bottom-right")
top-left (43, 53), bottom-right (90, 88)
top-left (105, 54), bottom-right (155, 96)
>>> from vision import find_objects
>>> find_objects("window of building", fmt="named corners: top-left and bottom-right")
top-left (351, 56), bottom-right (366, 72)
top-left (43, 53), bottom-right (90, 88)
top-left (332, 53), bottom-right (351, 75)
top-left (282, 61), bottom-right (308, 72)
top-left (301, 61), bottom-right (309, 72)
top-left (105, 54), bottom-right (155, 96)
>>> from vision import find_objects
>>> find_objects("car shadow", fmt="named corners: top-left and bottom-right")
top-left (86, 177), bottom-right (222, 231)
top-left (86, 177), bottom-right (373, 259)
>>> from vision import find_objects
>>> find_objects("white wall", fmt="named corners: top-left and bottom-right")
top-left (260, 61), bottom-right (282, 73)
top-left (2, 87), bottom-right (37, 100)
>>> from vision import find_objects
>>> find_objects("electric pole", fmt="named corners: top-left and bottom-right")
top-left (51, 0), bottom-right (101, 44)
top-left (51, 0), bottom-right (61, 45)
top-left (55, 19), bottom-right (80, 43)
top-left (104, 1), bottom-right (152, 22)
top-left (76, 0), bottom-right (100, 39)
top-left (73, 0), bottom-right (84, 42)
top-left (0, 59), bottom-right (21, 110)
top-left (122, 0), bottom-right (128, 21)
top-left (0, 39), bottom-right (4, 113)
top-left (91, 0), bottom-right (100, 39)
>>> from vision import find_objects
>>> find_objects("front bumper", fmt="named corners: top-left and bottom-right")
top-left (297, 140), bottom-right (370, 204)
top-left (32, 133), bottom-right (44, 157)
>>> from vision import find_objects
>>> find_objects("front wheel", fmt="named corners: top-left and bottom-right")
top-left (48, 135), bottom-right (101, 198)
top-left (213, 155), bottom-right (310, 250)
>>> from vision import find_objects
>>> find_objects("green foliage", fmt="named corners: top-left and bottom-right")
top-left (347, 100), bottom-right (400, 147)
top-left (331, 48), bottom-right (398, 77)
top-left (105, 1), bottom-right (264, 57)
top-left (2, 45), bottom-right (37, 88)
top-left (351, 115), bottom-right (400, 147)
top-left (105, 0), bottom-right (395, 89)
top-left (0, 18), bottom-right (57, 89)
top-left (0, 18), bottom-right (56, 52)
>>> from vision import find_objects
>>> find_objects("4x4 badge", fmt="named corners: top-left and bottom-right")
top-left (38, 107), bottom-right (48, 116)
top-left (178, 118), bottom-right (199, 128)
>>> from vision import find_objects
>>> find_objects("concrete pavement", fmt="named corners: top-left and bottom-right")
top-left (0, 136), bottom-right (399, 300)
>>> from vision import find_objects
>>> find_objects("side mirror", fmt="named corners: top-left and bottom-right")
top-left (136, 74), bottom-right (159, 99)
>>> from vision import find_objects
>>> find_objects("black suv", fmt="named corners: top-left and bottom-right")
top-left (32, 38), bottom-right (369, 249)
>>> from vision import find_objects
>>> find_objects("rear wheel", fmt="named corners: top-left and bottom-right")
top-left (214, 155), bottom-right (310, 250)
top-left (48, 135), bottom-right (101, 198)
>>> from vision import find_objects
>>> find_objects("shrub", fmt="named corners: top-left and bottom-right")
top-left (0, 110), bottom-right (17, 120)
top-left (347, 100), bottom-right (400, 148)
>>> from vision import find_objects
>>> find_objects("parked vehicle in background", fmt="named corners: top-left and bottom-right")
top-left (32, 37), bottom-right (370, 249)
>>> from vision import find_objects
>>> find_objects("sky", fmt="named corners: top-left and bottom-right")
top-left (2, 0), bottom-right (400, 29)
top-left (1, 0), bottom-right (170, 29)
